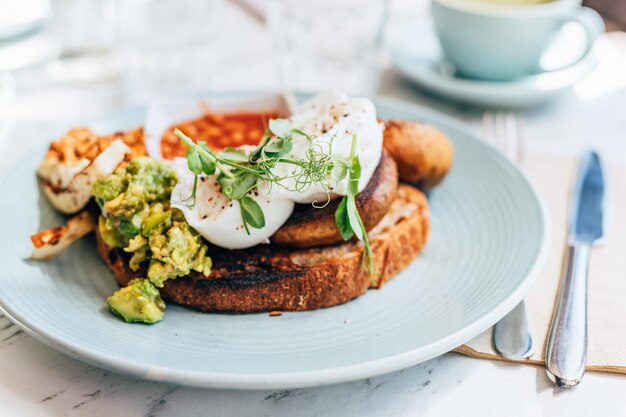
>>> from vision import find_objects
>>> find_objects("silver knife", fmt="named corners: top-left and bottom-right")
top-left (545, 150), bottom-right (606, 388)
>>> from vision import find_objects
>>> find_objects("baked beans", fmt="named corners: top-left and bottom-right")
top-left (161, 112), bottom-right (280, 160)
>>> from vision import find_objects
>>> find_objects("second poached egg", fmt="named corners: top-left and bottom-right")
top-left (258, 91), bottom-right (384, 204)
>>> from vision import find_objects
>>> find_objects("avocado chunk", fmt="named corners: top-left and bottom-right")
top-left (107, 278), bottom-right (166, 324)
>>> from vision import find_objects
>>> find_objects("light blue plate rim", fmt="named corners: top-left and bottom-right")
top-left (0, 94), bottom-right (550, 389)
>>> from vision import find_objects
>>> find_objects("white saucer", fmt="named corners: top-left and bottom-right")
top-left (0, 0), bottom-right (50, 41)
top-left (392, 27), bottom-right (598, 107)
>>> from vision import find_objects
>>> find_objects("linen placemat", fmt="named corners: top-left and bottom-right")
top-left (454, 153), bottom-right (626, 374)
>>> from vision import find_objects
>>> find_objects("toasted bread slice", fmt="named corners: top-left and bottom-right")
top-left (96, 184), bottom-right (429, 313)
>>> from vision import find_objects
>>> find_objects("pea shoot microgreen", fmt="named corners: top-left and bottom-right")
top-left (175, 121), bottom-right (375, 274)
top-left (333, 135), bottom-right (374, 273)
top-left (176, 129), bottom-right (262, 233)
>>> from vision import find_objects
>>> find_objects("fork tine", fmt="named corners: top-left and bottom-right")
top-left (482, 110), bottom-right (523, 164)
top-left (495, 111), bottom-right (507, 157)
top-left (482, 111), bottom-right (495, 146)
top-left (515, 118), bottom-right (525, 164)
top-left (506, 112), bottom-right (524, 164)
top-left (505, 112), bottom-right (517, 161)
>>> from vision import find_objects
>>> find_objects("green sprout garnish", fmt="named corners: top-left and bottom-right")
top-left (334, 134), bottom-right (375, 273)
top-left (174, 120), bottom-right (374, 273)
top-left (176, 129), bottom-right (264, 234)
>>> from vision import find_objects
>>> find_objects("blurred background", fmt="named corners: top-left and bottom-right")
top-left (0, 0), bottom-right (624, 131)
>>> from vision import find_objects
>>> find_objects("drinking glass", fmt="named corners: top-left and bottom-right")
top-left (268, 0), bottom-right (389, 95)
top-left (115, 0), bottom-right (224, 103)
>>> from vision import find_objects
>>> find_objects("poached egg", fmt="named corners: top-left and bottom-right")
top-left (170, 158), bottom-right (295, 249)
top-left (170, 91), bottom-right (383, 249)
top-left (259, 91), bottom-right (383, 203)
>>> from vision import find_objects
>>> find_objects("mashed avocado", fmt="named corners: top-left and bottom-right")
top-left (93, 157), bottom-right (178, 243)
top-left (108, 278), bottom-right (165, 324)
top-left (93, 157), bottom-right (212, 287)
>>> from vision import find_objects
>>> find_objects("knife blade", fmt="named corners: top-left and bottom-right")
top-left (568, 151), bottom-right (605, 244)
top-left (545, 150), bottom-right (605, 388)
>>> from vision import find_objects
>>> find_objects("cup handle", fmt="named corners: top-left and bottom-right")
top-left (539, 7), bottom-right (605, 73)
top-left (571, 6), bottom-right (605, 47)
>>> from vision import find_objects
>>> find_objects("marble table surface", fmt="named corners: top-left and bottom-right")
top-left (2, 1), bottom-right (626, 416)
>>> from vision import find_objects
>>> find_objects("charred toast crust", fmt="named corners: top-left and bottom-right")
top-left (271, 150), bottom-right (398, 248)
top-left (97, 185), bottom-right (430, 313)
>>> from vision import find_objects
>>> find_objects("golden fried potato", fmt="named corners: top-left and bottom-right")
top-left (383, 120), bottom-right (453, 191)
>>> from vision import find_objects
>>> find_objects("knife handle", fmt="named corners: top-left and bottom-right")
top-left (545, 244), bottom-right (590, 388)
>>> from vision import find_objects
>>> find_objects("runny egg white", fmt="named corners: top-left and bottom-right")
top-left (170, 158), bottom-right (295, 250)
top-left (258, 91), bottom-right (384, 204)
top-left (170, 91), bottom-right (383, 250)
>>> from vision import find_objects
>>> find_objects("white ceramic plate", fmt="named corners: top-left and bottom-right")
top-left (392, 27), bottom-right (597, 107)
top-left (0, 94), bottom-right (548, 389)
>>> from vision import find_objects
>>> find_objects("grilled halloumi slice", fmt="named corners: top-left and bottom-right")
top-left (31, 211), bottom-right (97, 260)
top-left (40, 139), bottom-right (130, 214)
top-left (37, 127), bottom-right (146, 214)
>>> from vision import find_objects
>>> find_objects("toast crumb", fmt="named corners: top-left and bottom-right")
top-left (269, 311), bottom-right (283, 317)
